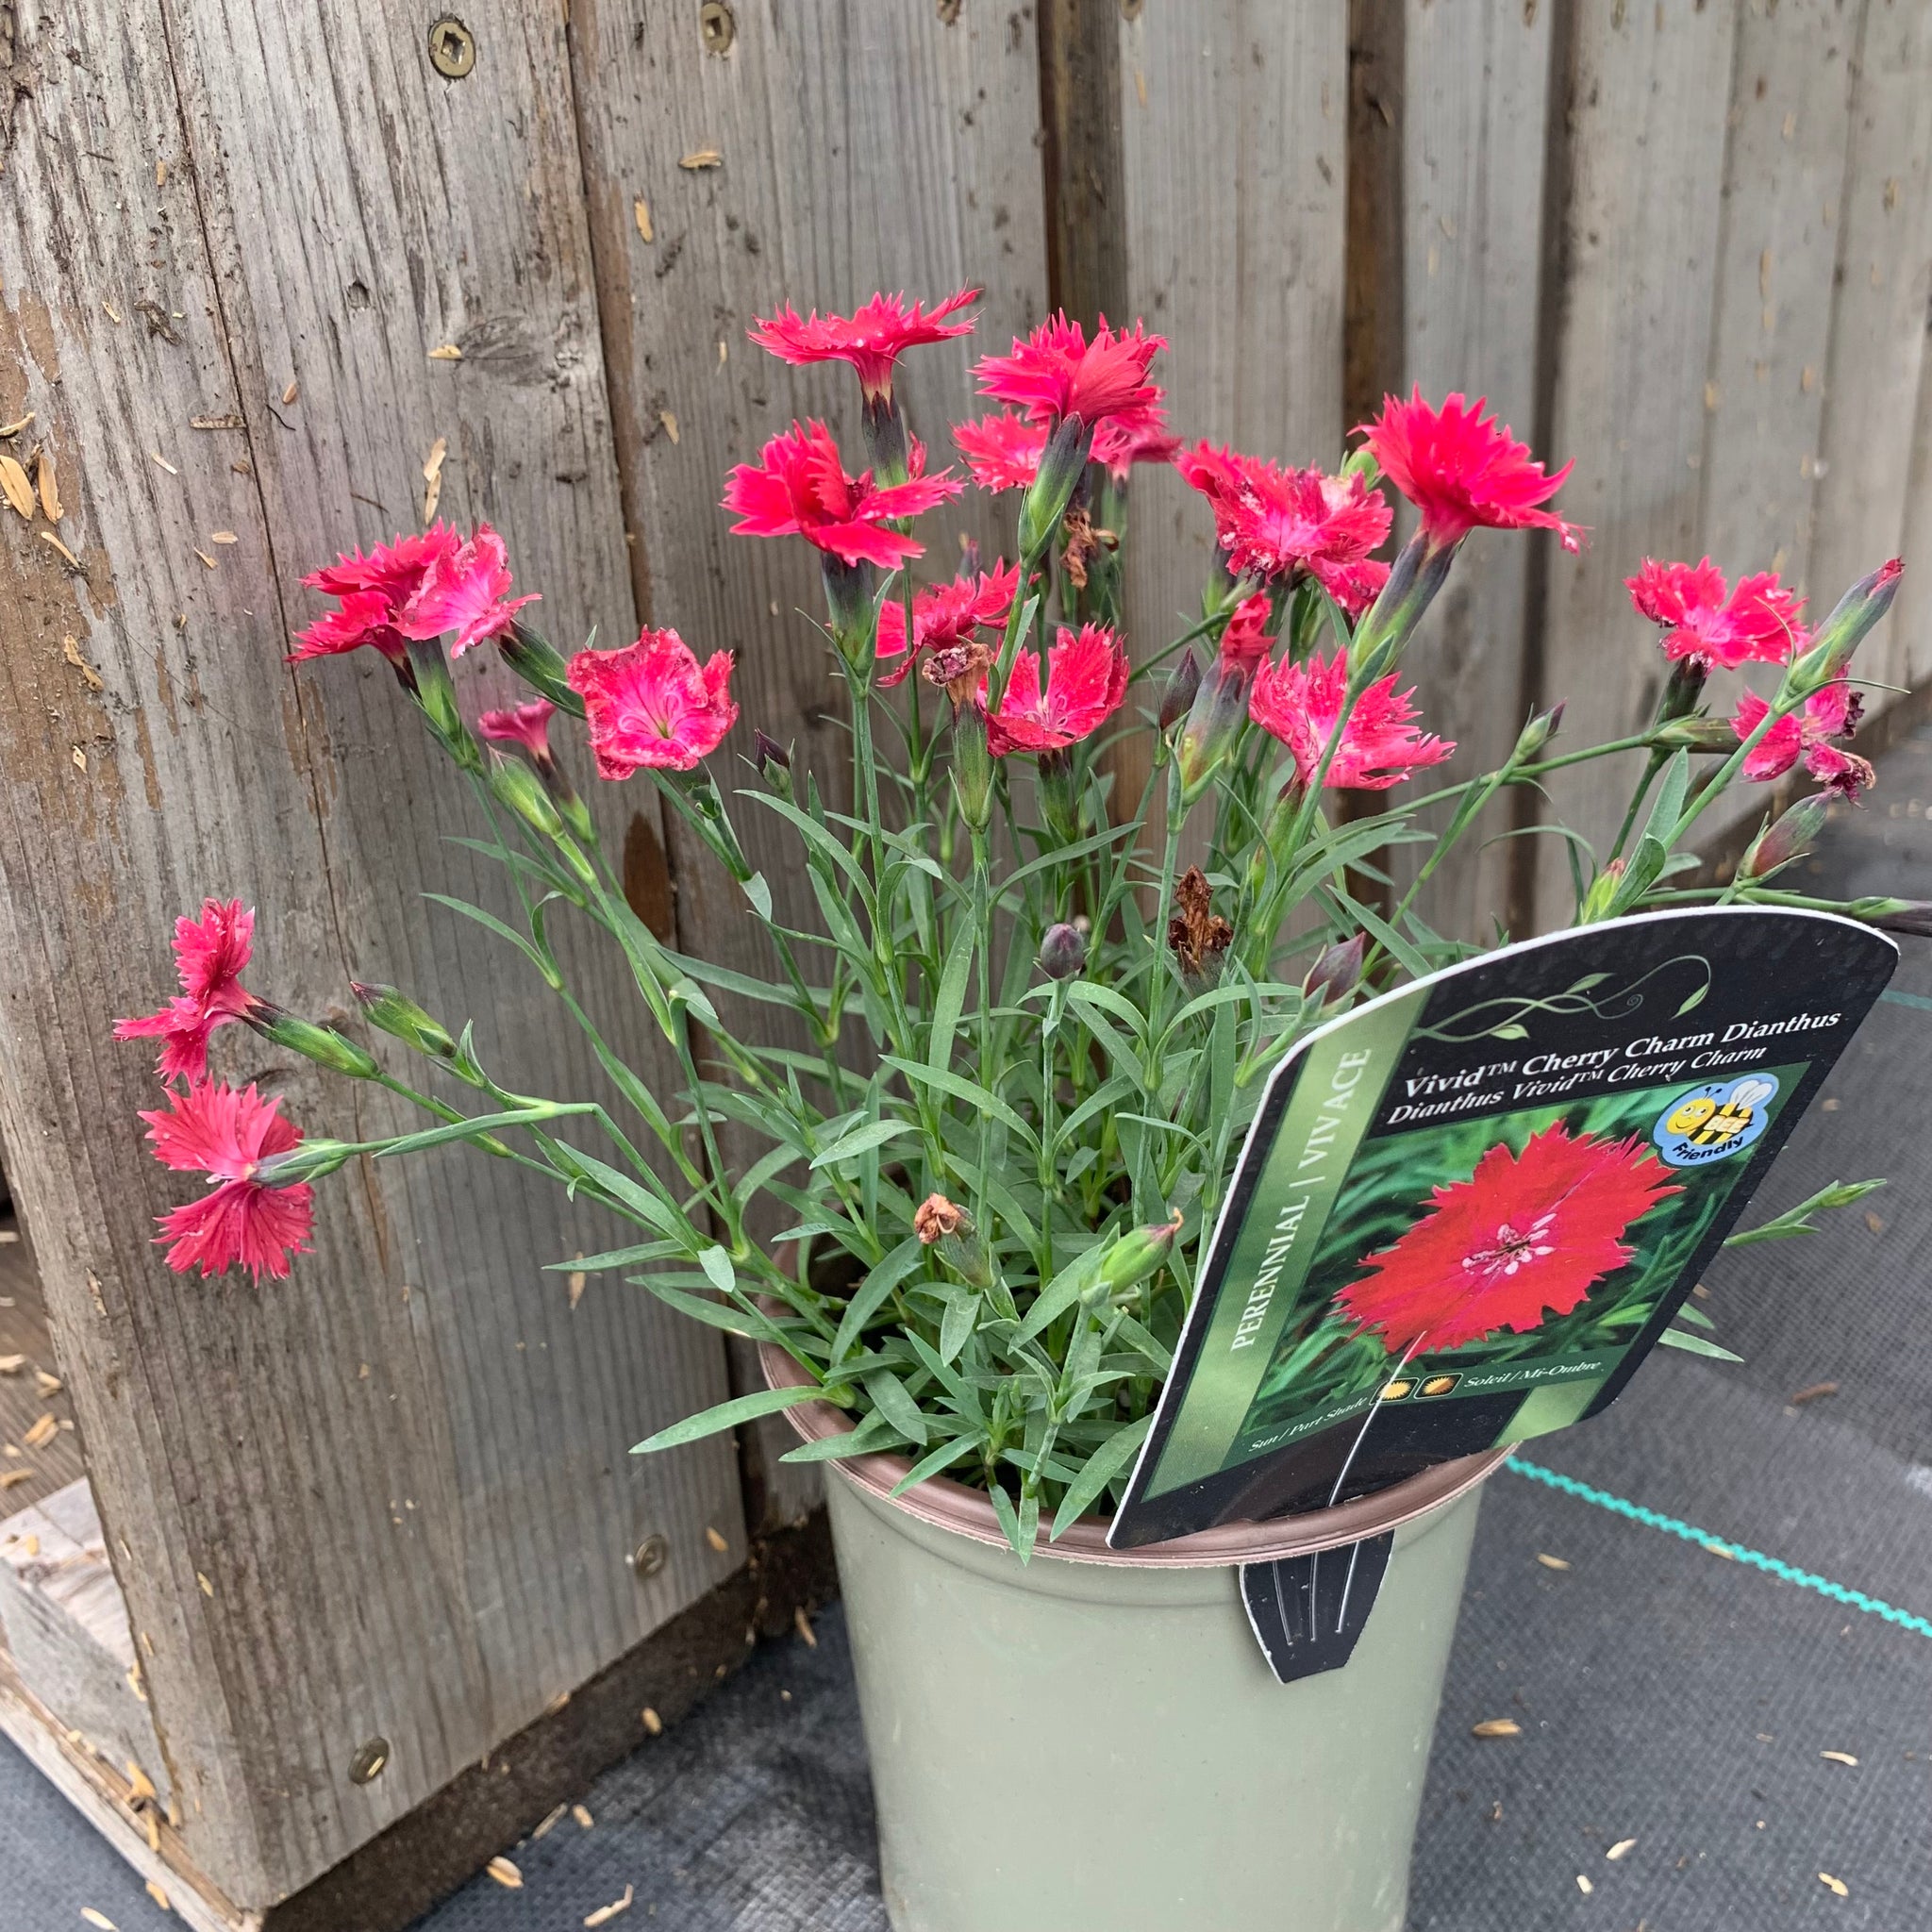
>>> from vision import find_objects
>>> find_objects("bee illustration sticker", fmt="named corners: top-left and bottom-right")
top-left (1653, 1074), bottom-right (1778, 1168)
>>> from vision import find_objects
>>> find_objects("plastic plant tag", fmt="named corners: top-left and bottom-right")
top-left (1109, 907), bottom-right (1896, 1550)
top-left (1240, 1533), bottom-right (1393, 1683)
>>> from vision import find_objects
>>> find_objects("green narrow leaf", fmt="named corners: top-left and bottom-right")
top-left (925, 917), bottom-right (977, 1074)
top-left (778, 1411), bottom-right (914, 1463)
top-left (1657, 1327), bottom-right (1744, 1364)
top-left (1050, 1414), bottom-right (1153, 1541)
top-left (890, 1433), bottom-right (981, 1496)
top-left (631, 1384), bottom-right (826, 1454)
top-left (830, 1237), bottom-right (924, 1363)
top-left (939, 1289), bottom-right (981, 1366)
top-left (863, 1370), bottom-right (930, 1446)
top-left (1015, 1242), bottom-right (1110, 1344)
top-left (699, 1245), bottom-right (737, 1294)
top-left (810, 1117), bottom-right (921, 1170)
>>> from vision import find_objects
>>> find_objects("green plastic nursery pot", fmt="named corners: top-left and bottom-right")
top-left (763, 1346), bottom-right (1506, 1932)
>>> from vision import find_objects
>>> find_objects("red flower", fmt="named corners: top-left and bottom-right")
top-left (747, 288), bottom-right (978, 402)
top-left (954, 410), bottom-right (1046, 492)
top-left (1179, 443), bottom-right (1392, 603)
top-left (293, 525), bottom-right (459, 668)
top-left (566, 629), bottom-right (738, 778)
top-left (1361, 389), bottom-right (1581, 554)
top-left (723, 420), bottom-right (962, 568)
top-left (1249, 648), bottom-right (1454, 791)
top-left (396, 523), bottom-right (538, 658)
top-left (1732, 681), bottom-right (1873, 800)
top-left (1091, 401), bottom-right (1182, 482)
top-left (1216, 592), bottom-right (1277, 673)
top-left (983, 623), bottom-right (1130, 757)
top-left (1339, 1123), bottom-right (1680, 1355)
top-left (1626, 558), bottom-right (1806, 671)
top-left (478, 698), bottom-right (558, 762)
top-left (876, 561), bottom-right (1019, 689)
top-left (1323, 558), bottom-right (1392, 621)
top-left (974, 313), bottom-right (1166, 435)
top-left (115, 898), bottom-right (260, 1082)
top-left (142, 1079), bottom-right (314, 1281)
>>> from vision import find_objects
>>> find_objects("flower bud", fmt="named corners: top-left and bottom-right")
top-left (1302, 932), bottom-right (1366, 1008)
top-left (351, 981), bottom-right (457, 1060)
top-left (1018, 415), bottom-right (1095, 559)
top-left (1653, 658), bottom-right (1707, 728)
top-left (488, 752), bottom-right (566, 841)
top-left (914, 1192), bottom-right (991, 1287)
top-left (1035, 747), bottom-right (1081, 844)
top-left (1650, 715), bottom-right (1737, 753)
top-left (1346, 527), bottom-right (1457, 684)
top-left (1097, 1209), bottom-right (1184, 1296)
top-left (1863, 897), bottom-right (1932, 937)
top-left (1508, 700), bottom-right (1565, 767)
top-left (1038, 921), bottom-right (1088, 981)
top-left (1578, 858), bottom-right (1624, 924)
top-left (1740, 792), bottom-right (1831, 882)
top-left (256, 1139), bottom-right (358, 1186)
top-left (859, 391), bottom-right (910, 490)
top-left (753, 728), bottom-right (793, 798)
top-left (949, 702), bottom-right (995, 834)
top-left (244, 1003), bottom-right (380, 1080)
top-left (406, 637), bottom-right (483, 773)
top-left (1787, 558), bottom-right (1902, 695)
top-left (1158, 646), bottom-right (1202, 732)
top-left (819, 555), bottom-right (878, 668)
top-left (1175, 661), bottom-right (1253, 804)
top-left (500, 622), bottom-right (582, 715)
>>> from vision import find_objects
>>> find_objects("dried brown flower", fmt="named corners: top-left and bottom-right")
top-left (914, 1193), bottom-right (970, 1244)
top-left (1168, 867), bottom-right (1232, 981)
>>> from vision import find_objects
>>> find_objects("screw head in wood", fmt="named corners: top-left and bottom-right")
top-left (427, 16), bottom-right (476, 78)
top-left (633, 1533), bottom-right (670, 1578)
top-left (349, 1737), bottom-right (391, 1784)
top-left (698, 2), bottom-right (736, 55)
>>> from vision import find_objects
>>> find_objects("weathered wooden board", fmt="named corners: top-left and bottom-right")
top-left (1391, 0), bottom-right (1554, 941)
top-left (0, 1225), bottom-right (87, 1511)
top-left (1115, 0), bottom-right (1350, 677)
top-left (1528, 0), bottom-right (1740, 925)
top-left (0, 0), bottom-right (741, 1905)
top-left (1809, 0), bottom-right (1932, 694)
top-left (565, 0), bottom-right (1052, 1521)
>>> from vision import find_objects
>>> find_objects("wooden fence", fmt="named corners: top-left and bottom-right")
top-left (1, 0), bottom-right (1928, 1920)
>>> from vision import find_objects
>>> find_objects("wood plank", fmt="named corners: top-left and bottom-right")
top-left (1527, 0), bottom-right (1740, 926)
top-left (1116, 1), bottom-right (1351, 678)
top-left (1808, 0), bottom-right (1932, 693)
top-left (1391, 0), bottom-right (1554, 941)
top-left (564, 0), bottom-right (1052, 1523)
top-left (0, 0), bottom-right (741, 1904)
top-left (0, 1223), bottom-right (87, 1510)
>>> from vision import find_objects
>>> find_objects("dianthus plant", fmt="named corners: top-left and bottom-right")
top-left (120, 290), bottom-right (1909, 1556)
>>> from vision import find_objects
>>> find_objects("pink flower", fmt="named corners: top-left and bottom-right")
top-left (1626, 558), bottom-right (1807, 671)
top-left (1339, 1124), bottom-right (1679, 1355)
top-left (723, 421), bottom-right (962, 568)
top-left (566, 629), bottom-right (738, 778)
top-left (293, 525), bottom-right (459, 668)
top-left (747, 288), bottom-right (979, 402)
top-left (1322, 558), bottom-right (1391, 621)
top-left (115, 899), bottom-right (260, 1082)
top-left (974, 314), bottom-right (1167, 435)
top-left (1216, 592), bottom-right (1277, 674)
top-left (1361, 389), bottom-right (1581, 554)
top-left (1732, 681), bottom-right (1873, 800)
top-left (954, 410), bottom-right (1047, 492)
top-left (477, 698), bottom-right (558, 762)
top-left (1249, 648), bottom-right (1455, 791)
top-left (876, 562), bottom-right (1019, 689)
top-left (1091, 401), bottom-right (1182, 482)
top-left (142, 1079), bottom-right (314, 1281)
top-left (395, 523), bottom-right (538, 658)
top-left (983, 624), bottom-right (1130, 757)
top-left (1179, 444), bottom-right (1392, 602)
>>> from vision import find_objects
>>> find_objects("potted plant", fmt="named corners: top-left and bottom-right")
top-left (116, 291), bottom-right (1906, 1931)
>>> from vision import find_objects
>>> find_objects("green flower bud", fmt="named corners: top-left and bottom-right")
top-left (1302, 932), bottom-right (1366, 1008)
top-left (1158, 646), bottom-right (1201, 733)
top-left (1038, 921), bottom-right (1088, 981)
top-left (500, 622), bottom-right (583, 715)
top-left (1097, 1210), bottom-right (1183, 1296)
top-left (489, 752), bottom-right (566, 841)
top-left (406, 636), bottom-right (483, 773)
top-left (1786, 558), bottom-right (1902, 695)
top-left (820, 555), bottom-right (877, 668)
top-left (1508, 700), bottom-right (1565, 767)
top-left (1740, 792), bottom-right (1831, 882)
top-left (256, 1139), bottom-right (358, 1185)
top-left (1018, 416), bottom-right (1095, 559)
top-left (350, 981), bottom-right (456, 1060)
top-left (245, 1003), bottom-right (379, 1080)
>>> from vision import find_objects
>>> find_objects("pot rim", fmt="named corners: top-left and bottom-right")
top-left (758, 1341), bottom-right (1507, 1569)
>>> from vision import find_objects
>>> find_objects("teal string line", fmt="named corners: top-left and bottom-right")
top-left (1505, 1457), bottom-right (1932, 1641)
top-left (1879, 988), bottom-right (1932, 1013)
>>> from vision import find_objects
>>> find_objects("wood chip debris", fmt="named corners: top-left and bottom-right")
top-left (192, 547), bottom-right (218, 570)
top-left (705, 1525), bottom-right (728, 1554)
top-left (36, 452), bottom-right (60, 522)
top-left (659, 409), bottom-right (680, 444)
top-left (1790, 1380), bottom-right (1840, 1406)
top-left (282, 380), bottom-right (299, 406)
top-left (428, 343), bottom-right (463, 361)
top-left (73, 747), bottom-right (88, 772)
top-left (1471, 1719), bottom-right (1521, 1739)
top-left (0, 1355), bottom-right (23, 1374)
top-left (583, 1885), bottom-right (633, 1926)
top-left (1820, 1872), bottom-right (1849, 1896)
top-left (794, 1605), bottom-right (817, 1647)
top-left (634, 197), bottom-right (653, 242)
top-left (81, 1911), bottom-right (118, 1930)
top-left (126, 1761), bottom-right (158, 1802)
top-left (679, 147), bottom-right (724, 170)
top-left (568, 1255), bottom-right (587, 1309)
top-left (190, 414), bottom-right (244, 431)
top-left (104, 300), bottom-right (124, 324)
top-left (42, 530), bottom-right (81, 568)
top-left (144, 1880), bottom-right (171, 1912)
top-left (485, 1856), bottom-right (523, 1889)
top-left (1607, 1838), bottom-right (1638, 1860)
top-left (15, 1534), bottom-right (38, 1556)
top-left (24, 1412), bottom-right (58, 1449)
top-left (196, 1572), bottom-right (213, 1596)
top-left (573, 1803), bottom-right (594, 1828)
top-left (150, 450), bottom-right (179, 475)
top-left (0, 453), bottom-right (34, 518)
top-left (210, 529), bottom-right (238, 544)
top-left (1575, 1874), bottom-right (1593, 1895)
top-left (61, 638), bottom-right (102, 691)
top-left (641, 1707), bottom-right (663, 1736)
top-left (1535, 1553), bottom-right (1571, 1571)
top-left (423, 436), bottom-right (448, 524)
top-left (0, 412), bottom-right (34, 438)
top-left (0, 1470), bottom-right (33, 1490)
top-left (1821, 1750), bottom-right (1859, 1766)
top-left (530, 1802), bottom-right (569, 1840)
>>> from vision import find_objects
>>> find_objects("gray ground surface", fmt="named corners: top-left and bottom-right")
top-left (6, 736), bottom-right (1931, 1930)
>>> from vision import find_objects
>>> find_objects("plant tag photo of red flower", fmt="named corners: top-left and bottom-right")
top-left (1108, 906), bottom-right (1897, 1552)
